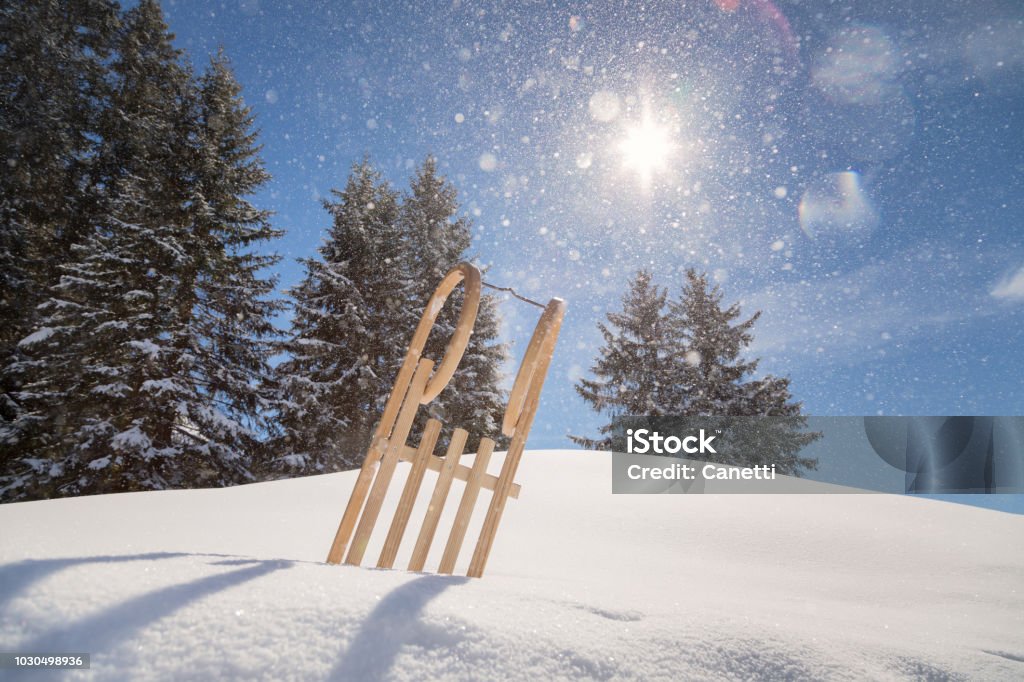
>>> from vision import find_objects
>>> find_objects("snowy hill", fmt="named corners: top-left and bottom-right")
top-left (2, 450), bottom-right (1022, 680)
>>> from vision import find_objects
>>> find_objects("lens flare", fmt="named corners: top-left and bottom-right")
top-left (798, 171), bottom-right (878, 240)
top-left (714, 0), bottom-right (799, 59)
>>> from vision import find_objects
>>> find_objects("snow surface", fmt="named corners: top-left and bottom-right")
top-left (1, 450), bottom-right (1022, 680)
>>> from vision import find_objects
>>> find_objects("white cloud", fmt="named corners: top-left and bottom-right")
top-left (742, 253), bottom-right (1003, 363)
top-left (743, 263), bottom-right (908, 359)
top-left (991, 265), bottom-right (1024, 301)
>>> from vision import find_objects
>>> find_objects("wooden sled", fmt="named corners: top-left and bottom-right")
top-left (325, 262), bottom-right (565, 578)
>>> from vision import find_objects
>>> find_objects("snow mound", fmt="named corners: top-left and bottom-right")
top-left (2, 450), bottom-right (1023, 680)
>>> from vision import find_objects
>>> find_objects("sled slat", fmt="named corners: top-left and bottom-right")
top-left (325, 442), bottom-right (381, 564)
top-left (408, 428), bottom-right (468, 572)
top-left (326, 347), bottom-right (419, 564)
top-left (345, 358), bottom-right (433, 566)
top-left (438, 438), bottom-right (494, 575)
top-left (469, 299), bottom-right (564, 578)
top-left (398, 444), bottom-right (520, 499)
top-left (378, 418), bottom-right (442, 569)
top-left (467, 396), bottom-right (535, 578)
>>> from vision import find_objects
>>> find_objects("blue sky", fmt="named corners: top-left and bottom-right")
top-left (160, 0), bottom-right (1024, 449)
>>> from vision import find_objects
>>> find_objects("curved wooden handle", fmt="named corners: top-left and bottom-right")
top-left (407, 262), bottom-right (481, 404)
top-left (502, 298), bottom-right (566, 436)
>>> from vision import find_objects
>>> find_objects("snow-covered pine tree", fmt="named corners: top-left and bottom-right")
top-left (573, 268), bottom-right (817, 473)
top-left (664, 269), bottom-right (818, 474)
top-left (7, 182), bottom-right (200, 498)
top-left (1, 0), bottom-right (194, 498)
top-left (665, 269), bottom-right (782, 416)
top-left (269, 160), bottom-right (410, 475)
top-left (400, 157), bottom-right (507, 449)
top-left (93, 0), bottom-right (192, 207)
top-left (2, 1), bottom-right (285, 499)
top-left (173, 51), bottom-right (284, 474)
top-left (0, 0), bottom-right (117, 426)
top-left (571, 270), bottom-right (675, 449)
top-left (0, 206), bottom-right (29, 426)
top-left (663, 269), bottom-right (760, 416)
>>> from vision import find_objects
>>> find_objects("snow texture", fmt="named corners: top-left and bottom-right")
top-left (17, 327), bottom-right (58, 348)
top-left (1, 450), bottom-right (1022, 680)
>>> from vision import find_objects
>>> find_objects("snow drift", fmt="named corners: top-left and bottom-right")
top-left (2, 450), bottom-right (1022, 680)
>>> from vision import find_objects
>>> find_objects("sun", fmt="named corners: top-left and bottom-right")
top-left (618, 117), bottom-right (674, 187)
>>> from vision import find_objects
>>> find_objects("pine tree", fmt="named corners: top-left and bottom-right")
top-left (0, 0), bottom-right (117, 285)
top-left (94, 0), bottom-right (193, 208)
top-left (665, 269), bottom-right (790, 417)
top-left (571, 270), bottom-right (675, 449)
top-left (1, 0), bottom-right (192, 496)
top-left (662, 270), bottom-right (760, 415)
top-left (177, 50), bottom-right (284, 471)
top-left (2, 2), bottom-right (284, 499)
top-left (0, 0), bottom-right (117, 425)
top-left (0, 207), bottom-right (29, 425)
top-left (574, 268), bottom-right (818, 475)
top-left (400, 157), bottom-right (507, 449)
top-left (663, 269), bottom-right (818, 474)
top-left (269, 160), bottom-right (409, 475)
top-left (7, 183), bottom-right (197, 497)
